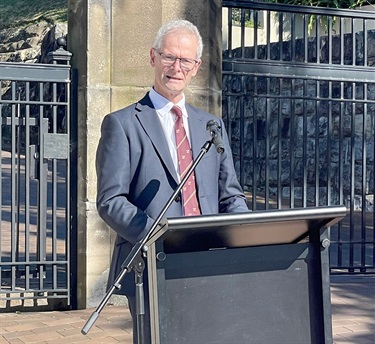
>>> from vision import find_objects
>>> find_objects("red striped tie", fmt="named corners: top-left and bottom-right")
top-left (172, 106), bottom-right (201, 216)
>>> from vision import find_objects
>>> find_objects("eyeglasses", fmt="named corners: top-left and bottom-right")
top-left (156, 52), bottom-right (198, 71)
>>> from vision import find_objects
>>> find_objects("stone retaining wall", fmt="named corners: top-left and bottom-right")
top-left (223, 30), bottom-right (375, 211)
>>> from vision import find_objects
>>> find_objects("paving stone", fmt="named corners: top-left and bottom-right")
top-left (0, 277), bottom-right (373, 343)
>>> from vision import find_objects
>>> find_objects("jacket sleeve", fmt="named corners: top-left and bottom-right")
top-left (217, 117), bottom-right (249, 213)
top-left (96, 113), bottom-right (154, 244)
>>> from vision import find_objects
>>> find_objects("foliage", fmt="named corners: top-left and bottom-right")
top-left (267, 0), bottom-right (375, 9)
top-left (232, 9), bottom-right (261, 27)
top-left (0, 0), bottom-right (67, 31)
top-left (232, 0), bottom-right (375, 33)
top-left (267, 0), bottom-right (375, 32)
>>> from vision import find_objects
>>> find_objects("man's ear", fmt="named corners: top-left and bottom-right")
top-left (191, 59), bottom-right (202, 77)
top-left (150, 48), bottom-right (156, 67)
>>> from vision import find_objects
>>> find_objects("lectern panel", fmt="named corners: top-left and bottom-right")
top-left (156, 243), bottom-right (324, 344)
top-left (147, 207), bottom-right (346, 343)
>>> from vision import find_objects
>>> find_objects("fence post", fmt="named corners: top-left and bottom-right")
top-left (48, 37), bottom-right (72, 65)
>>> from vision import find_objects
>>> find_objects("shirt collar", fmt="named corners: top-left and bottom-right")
top-left (149, 88), bottom-right (188, 118)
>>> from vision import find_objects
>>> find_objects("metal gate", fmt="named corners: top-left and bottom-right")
top-left (222, 1), bottom-right (375, 274)
top-left (0, 43), bottom-right (75, 309)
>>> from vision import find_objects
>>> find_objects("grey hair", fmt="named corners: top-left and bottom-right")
top-left (152, 19), bottom-right (204, 59)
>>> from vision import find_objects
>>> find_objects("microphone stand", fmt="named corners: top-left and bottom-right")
top-left (81, 137), bottom-right (216, 342)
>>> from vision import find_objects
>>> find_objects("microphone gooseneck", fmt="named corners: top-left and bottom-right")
top-left (206, 120), bottom-right (225, 154)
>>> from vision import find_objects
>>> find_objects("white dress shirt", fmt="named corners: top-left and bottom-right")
top-left (149, 88), bottom-right (191, 180)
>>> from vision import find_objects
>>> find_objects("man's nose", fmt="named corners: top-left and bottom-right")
top-left (170, 58), bottom-right (182, 70)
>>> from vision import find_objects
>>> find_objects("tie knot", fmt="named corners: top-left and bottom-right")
top-left (171, 106), bottom-right (183, 118)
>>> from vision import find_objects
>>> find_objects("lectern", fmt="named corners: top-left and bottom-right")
top-left (146, 205), bottom-right (347, 344)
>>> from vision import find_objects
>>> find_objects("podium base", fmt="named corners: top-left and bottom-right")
top-left (153, 242), bottom-right (330, 344)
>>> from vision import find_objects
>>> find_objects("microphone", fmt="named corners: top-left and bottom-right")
top-left (206, 120), bottom-right (225, 154)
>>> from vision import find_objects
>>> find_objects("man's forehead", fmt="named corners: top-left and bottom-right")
top-left (163, 30), bottom-right (197, 45)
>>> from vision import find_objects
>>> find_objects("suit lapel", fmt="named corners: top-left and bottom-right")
top-left (186, 104), bottom-right (211, 188)
top-left (186, 104), bottom-right (211, 158)
top-left (135, 95), bottom-right (179, 183)
top-left (135, 96), bottom-right (212, 188)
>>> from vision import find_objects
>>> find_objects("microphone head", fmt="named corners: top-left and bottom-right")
top-left (206, 119), bottom-right (218, 130)
top-left (216, 144), bottom-right (225, 154)
top-left (206, 120), bottom-right (225, 154)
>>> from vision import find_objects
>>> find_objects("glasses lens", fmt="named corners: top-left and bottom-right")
top-left (160, 54), bottom-right (176, 66)
top-left (180, 58), bottom-right (195, 70)
top-left (159, 53), bottom-right (196, 71)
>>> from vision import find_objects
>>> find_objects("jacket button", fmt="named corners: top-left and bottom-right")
top-left (175, 195), bottom-right (181, 202)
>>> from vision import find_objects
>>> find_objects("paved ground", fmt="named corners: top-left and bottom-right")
top-left (0, 275), bottom-right (374, 344)
top-left (330, 275), bottom-right (375, 344)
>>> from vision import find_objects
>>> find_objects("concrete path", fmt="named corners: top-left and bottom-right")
top-left (0, 275), bottom-right (374, 344)
top-left (330, 275), bottom-right (375, 344)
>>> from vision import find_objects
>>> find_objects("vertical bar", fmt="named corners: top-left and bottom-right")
top-left (0, 80), bottom-right (3, 289)
top-left (239, 7), bottom-right (246, 190)
top-left (66, 79), bottom-right (72, 304)
top-left (52, 81), bottom-right (58, 291)
top-left (316, 15), bottom-right (321, 64)
top-left (315, 81), bottom-right (320, 206)
top-left (266, 10), bottom-right (271, 59)
top-left (253, 10), bottom-right (258, 59)
top-left (290, 79), bottom-right (295, 208)
top-left (0, 79), bottom-right (3, 289)
top-left (240, 8), bottom-right (245, 58)
top-left (340, 17), bottom-right (344, 66)
top-left (327, 81), bottom-right (332, 206)
top-left (328, 17), bottom-right (333, 65)
top-left (373, 90), bottom-right (375, 270)
top-left (265, 78), bottom-right (270, 209)
top-left (70, 69), bottom-right (78, 307)
top-left (277, 78), bottom-right (282, 209)
top-left (349, 82), bottom-right (356, 272)
top-left (16, 90), bottom-right (21, 264)
top-left (38, 82), bottom-right (47, 290)
top-left (278, 12), bottom-right (283, 61)
top-left (361, 83), bottom-right (367, 272)
top-left (11, 81), bottom-right (17, 291)
top-left (302, 79), bottom-right (307, 208)
top-left (351, 18), bottom-right (355, 66)
top-left (336, 81), bottom-right (345, 269)
top-left (304, 14), bottom-right (308, 63)
top-left (25, 82), bottom-right (31, 290)
top-left (363, 19), bottom-right (367, 67)
top-left (228, 7), bottom-right (233, 57)
top-left (252, 76), bottom-right (258, 210)
top-left (239, 76), bottom-right (245, 188)
top-left (291, 13), bottom-right (295, 61)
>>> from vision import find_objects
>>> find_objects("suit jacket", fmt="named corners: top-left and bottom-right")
top-left (96, 93), bottom-right (248, 296)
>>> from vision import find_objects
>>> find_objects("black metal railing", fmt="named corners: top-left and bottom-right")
top-left (222, 0), bottom-right (375, 274)
top-left (0, 41), bottom-right (74, 309)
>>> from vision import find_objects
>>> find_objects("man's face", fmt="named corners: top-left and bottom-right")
top-left (150, 31), bottom-right (202, 102)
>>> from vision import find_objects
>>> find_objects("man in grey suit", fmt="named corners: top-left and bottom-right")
top-left (96, 19), bottom-right (248, 343)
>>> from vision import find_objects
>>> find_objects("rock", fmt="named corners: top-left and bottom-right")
top-left (0, 20), bottom-right (68, 63)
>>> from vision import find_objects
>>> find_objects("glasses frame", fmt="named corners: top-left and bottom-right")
top-left (156, 51), bottom-right (199, 71)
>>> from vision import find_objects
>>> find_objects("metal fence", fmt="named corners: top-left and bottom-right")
top-left (222, 1), bottom-right (375, 274)
top-left (0, 44), bottom-right (75, 309)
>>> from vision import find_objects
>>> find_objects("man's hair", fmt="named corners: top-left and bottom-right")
top-left (153, 19), bottom-right (204, 59)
